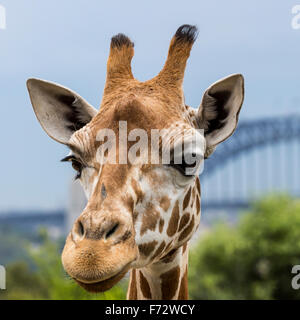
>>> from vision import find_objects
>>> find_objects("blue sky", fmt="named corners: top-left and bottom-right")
top-left (0, 0), bottom-right (299, 210)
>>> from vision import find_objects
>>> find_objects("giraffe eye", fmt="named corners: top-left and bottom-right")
top-left (170, 154), bottom-right (196, 175)
top-left (61, 155), bottom-right (84, 179)
top-left (71, 160), bottom-right (83, 179)
top-left (170, 152), bottom-right (201, 177)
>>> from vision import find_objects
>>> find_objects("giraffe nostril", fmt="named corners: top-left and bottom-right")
top-left (77, 220), bottom-right (85, 237)
top-left (72, 219), bottom-right (86, 243)
top-left (105, 223), bottom-right (119, 239)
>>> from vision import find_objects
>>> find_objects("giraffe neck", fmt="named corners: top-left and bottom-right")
top-left (127, 242), bottom-right (189, 300)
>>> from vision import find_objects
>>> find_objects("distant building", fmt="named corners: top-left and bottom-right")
top-left (0, 210), bottom-right (65, 238)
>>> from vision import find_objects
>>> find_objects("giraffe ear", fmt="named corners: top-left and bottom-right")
top-left (27, 78), bottom-right (98, 144)
top-left (197, 74), bottom-right (244, 157)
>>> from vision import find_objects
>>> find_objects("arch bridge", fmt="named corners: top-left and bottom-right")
top-left (201, 115), bottom-right (300, 210)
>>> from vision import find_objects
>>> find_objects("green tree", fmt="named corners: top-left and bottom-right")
top-left (0, 262), bottom-right (48, 299)
top-left (189, 194), bottom-right (300, 299)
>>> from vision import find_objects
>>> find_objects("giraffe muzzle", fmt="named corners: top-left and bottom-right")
top-left (61, 214), bottom-right (138, 293)
top-left (73, 263), bottom-right (130, 293)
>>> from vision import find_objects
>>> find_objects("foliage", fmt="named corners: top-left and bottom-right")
top-left (0, 230), bottom-right (127, 300)
top-left (189, 194), bottom-right (300, 300)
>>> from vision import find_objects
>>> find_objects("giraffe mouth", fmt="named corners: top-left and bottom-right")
top-left (73, 265), bottom-right (130, 293)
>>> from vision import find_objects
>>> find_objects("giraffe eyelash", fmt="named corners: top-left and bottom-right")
top-left (61, 155), bottom-right (84, 179)
top-left (61, 155), bottom-right (76, 162)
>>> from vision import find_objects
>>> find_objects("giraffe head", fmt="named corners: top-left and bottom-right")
top-left (27, 25), bottom-right (244, 293)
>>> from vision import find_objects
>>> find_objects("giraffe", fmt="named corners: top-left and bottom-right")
top-left (27, 25), bottom-right (244, 300)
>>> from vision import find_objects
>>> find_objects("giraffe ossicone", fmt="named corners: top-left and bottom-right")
top-left (27, 24), bottom-right (244, 299)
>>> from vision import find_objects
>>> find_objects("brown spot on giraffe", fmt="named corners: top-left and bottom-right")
top-left (125, 194), bottom-right (135, 213)
top-left (167, 200), bottom-right (180, 237)
top-left (146, 169), bottom-right (167, 187)
top-left (196, 195), bottom-right (200, 215)
top-left (159, 218), bottom-right (164, 233)
top-left (138, 240), bottom-right (158, 256)
top-left (161, 248), bottom-right (179, 264)
top-left (140, 204), bottom-right (160, 236)
top-left (178, 212), bottom-right (190, 232)
top-left (196, 178), bottom-right (200, 195)
top-left (179, 215), bottom-right (195, 242)
top-left (160, 196), bottom-right (171, 212)
top-left (161, 266), bottom-right (181, 299)
top-left (182, 187), bottom-right (191, 210)
top-left (131, 178), bottom-right (144, 203)
top-left (139, 271), bottom-right (152, 299)
top-left (128, 269), bottom-right (137, 300)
